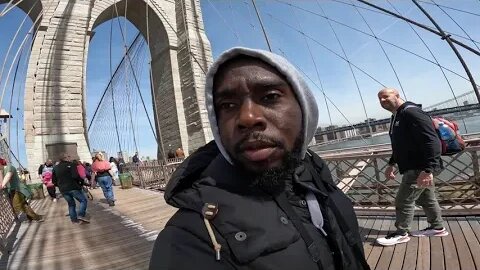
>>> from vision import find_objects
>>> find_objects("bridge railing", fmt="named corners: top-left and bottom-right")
top-left (319, 133), bottom-right (480, 215)
top-left (0, 190), bottom-right (16, 253)
top-left (122, 158), bottom-right (184, 190)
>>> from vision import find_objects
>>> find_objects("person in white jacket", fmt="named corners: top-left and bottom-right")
top-left (109, 157), bottom-right (119, 186)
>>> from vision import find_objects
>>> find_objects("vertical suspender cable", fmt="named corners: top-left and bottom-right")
top-left (315, 0), bottom-right (373, 137)
top-left (350, 0), bottom-right (407, 100)
top-left (146, 0), bottom-right (166, 162)
top-left (291, 9), bottom-right (334, 128)
top-left (109, 11), bottom-right (123, 155)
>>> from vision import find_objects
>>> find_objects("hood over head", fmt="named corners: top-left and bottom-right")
top-left (205, 47), bottom-right (319, 164)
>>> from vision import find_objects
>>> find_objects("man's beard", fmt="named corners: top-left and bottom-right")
top-left (249, 152), bottom-right (301, 195)
top-left (233, 134), bottom-right (303, 196)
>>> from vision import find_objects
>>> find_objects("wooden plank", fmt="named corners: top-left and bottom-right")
top-left (389, 237), bottom-right (407, 270)
top-left (402, 217), bottom-right (419, 270)
top-left (430, 227), bottom-right (445, 270)
top-left (374, 217), bottom-right (397, 270)
top-left (449, 218), bottom-right (475, 270)
top-left (457, 217), bottom-right (480, 269)
top-left (360, 218), bottom-right (376, 244)
top-left (368, 217), bottom-right (392, 268)
top-left (442, 218), bottom-right (460, 270)
top-left (416, 218), bottom-right (430, 270)
top-left (466, 216), bottom-right (480, 244)
top-left (1, 187), bottom-right (176, 270)
top-left (364, 217), bottom-right (385, 260)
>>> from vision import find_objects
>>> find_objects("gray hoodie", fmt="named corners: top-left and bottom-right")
top-left (204, 47), bottom-right (319, 164)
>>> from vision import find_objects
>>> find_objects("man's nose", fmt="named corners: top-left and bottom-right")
top-left (237, 99), bottom-right (267, 131)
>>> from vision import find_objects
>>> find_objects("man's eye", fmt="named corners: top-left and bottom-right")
top-left (219, 103), bottom-right (236, 110)
top-left (262, 93), bottom-right (281, 103)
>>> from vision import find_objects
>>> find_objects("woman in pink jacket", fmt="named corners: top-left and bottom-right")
top-left (92, 153), bottom-right (116, 206)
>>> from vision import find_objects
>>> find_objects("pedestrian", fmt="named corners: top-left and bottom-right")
top-left (0, 158), bottom-right (44, 222)
top-left (73, 160), bottom-right (88, 185)
top-left (52, 153), bottom-right (89, 224)
top-left (175, 147), bottom-right (185, 158)
top-left (167, 150), bottom-right (175, 159)
top-left (37, 162), bottom-right (45, 180)
top-left (41, 159), bottom-right (56, 202)
top-left (376, 88), bottom-right (448, 246)
top-left (109, 157), bottom-right (119, 186)
top-left (132, 152), bottom-right (140, 165)
top-left (149, 48), bottom-right (369, 270)
top-left (92, 152), bottom-right (116, 206)
top-left (117, 157), bottom-right (125, 174)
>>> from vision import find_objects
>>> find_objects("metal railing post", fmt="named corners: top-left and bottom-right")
top-left (472, 150), bottom-right (480, 197)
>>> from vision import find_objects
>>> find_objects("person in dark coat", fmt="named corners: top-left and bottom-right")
top-left (149, 47), bottom-right (369, 270)
top-left (52, 153), bottom-right (90, 224)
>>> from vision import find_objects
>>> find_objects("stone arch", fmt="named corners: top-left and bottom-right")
top-left (20, 0), bottom-right (213, 180)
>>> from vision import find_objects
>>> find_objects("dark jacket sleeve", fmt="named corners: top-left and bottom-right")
top-left (38, 164), bottom-right (44, 175)
top-left (149, 226), bottom-right (233, 270)
top-left (388, 156), bottom-right (395, 166)
top-left (52, 168), bottom-right (58, 186)
top-left (405, 108), bottom-right (441, 171)
top-left (70, 163), bottom-right (86, 186)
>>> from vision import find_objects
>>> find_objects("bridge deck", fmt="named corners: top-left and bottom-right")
top-left (1, 187), bottom-right (480, 269)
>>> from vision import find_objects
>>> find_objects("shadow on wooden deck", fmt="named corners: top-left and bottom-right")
top-left (0, 186), bottom-right (176, 270)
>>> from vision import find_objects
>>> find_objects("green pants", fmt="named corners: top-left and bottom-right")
top-left (12, 191), bottom-right (41, 221)
top-left (395, 170), bottom-right (444, 233)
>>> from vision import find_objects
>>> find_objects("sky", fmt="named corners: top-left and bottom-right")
top-left (0, 0), bottom-right (479, 166)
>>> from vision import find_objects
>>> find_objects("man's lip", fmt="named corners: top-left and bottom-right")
top-left (241, 147), bottom-right (277, 162)
top-left (240, 140), bottom-right (277, 150)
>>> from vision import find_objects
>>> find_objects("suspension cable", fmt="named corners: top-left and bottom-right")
top-left (110, 13), bottom-right (124, 155)
top-left (430, 0), bottom-right (480, 52)
top-left (272, 0), bottom-right (480, 88)
top-left (88, 33), bottom-right (142, 132)
top-left (277, 48), bottom-right (370, 145)
top-left (350, 0), bottom-right (407, 99)
top-left (291, 8), bottom-right (333, 127)
top-left (412, 0), bottom-right (480, 103)
top-left (251, 0), bottom-right (272, 52)
top-left (355, 0), bottom-right (480, 57)
top-left (385, 0), bottom-right (468, 132)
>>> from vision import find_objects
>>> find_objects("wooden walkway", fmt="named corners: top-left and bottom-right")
top-left (360, 215), bottom-right (480, 270)
top-left (0, 187), bottom-right (176, 270)
top-left (1, 187), bottom-right (480, 269)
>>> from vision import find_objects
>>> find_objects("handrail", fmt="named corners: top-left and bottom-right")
top-left (317, 136), bottom-right (480, 215)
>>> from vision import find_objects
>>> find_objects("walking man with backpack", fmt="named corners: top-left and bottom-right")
top-left (376, 88), bottom-right (448, 246)
top-left (53, 153), bottom-right (90, 224)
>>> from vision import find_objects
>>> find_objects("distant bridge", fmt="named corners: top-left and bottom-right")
top-left (316, 92), bottom-right (479, 136)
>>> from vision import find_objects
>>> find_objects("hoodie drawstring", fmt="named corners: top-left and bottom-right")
top-left (202, 203), bottom-right (221, 261)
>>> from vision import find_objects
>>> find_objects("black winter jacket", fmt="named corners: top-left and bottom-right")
top-left (388, 102), bottom-right (442, 174)
top-left (149, 141), bottom-right (369, 270)
top-left (52, 161), bottom-right (85, 193)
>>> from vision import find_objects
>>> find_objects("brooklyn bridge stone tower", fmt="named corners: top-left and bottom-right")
top-left (1, 0), bottom-right (213, 176)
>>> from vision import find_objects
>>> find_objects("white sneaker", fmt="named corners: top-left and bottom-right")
top-left (53, 198), bottom-right (57, 202)
top-left (376, 232), bottom-right (410, 246)
top-left (410, 227), bottom-right (448, 237)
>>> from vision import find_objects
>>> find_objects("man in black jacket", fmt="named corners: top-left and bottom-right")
top-left (376, 88), bottom-right (447, 246)
top-left (149, 48), bottom-right (369, 270)
top-left (52, 153), bottom-right (90, 224)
